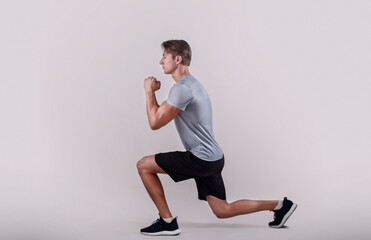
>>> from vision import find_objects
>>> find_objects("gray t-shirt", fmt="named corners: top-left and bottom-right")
top-left (166, 74), bottom-right (223, 161)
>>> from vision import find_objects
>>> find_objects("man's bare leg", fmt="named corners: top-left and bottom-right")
top-left (137, 155), bottom-right (172, 218)
top-left (206, 195), bottom-right (279, 219)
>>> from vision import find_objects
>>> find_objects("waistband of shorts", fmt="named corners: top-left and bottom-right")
top-left (188, 151), bottom-right (224, 162)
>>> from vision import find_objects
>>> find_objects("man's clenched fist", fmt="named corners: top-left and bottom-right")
top-left (144, 76), bottom-right (161, 93)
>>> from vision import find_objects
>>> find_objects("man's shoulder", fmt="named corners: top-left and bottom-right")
top-left (171, 81), bottom-right (192, 91)
top-left (181, 75), bottom-right (202, 88)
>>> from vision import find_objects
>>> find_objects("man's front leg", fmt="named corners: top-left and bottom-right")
top-left (137, 155), bottom-right (172, 218)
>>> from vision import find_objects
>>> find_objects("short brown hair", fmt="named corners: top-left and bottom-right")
top-left (161, 40), bottom-right (192, 66)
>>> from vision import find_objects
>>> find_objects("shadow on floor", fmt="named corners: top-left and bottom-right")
top-left (180, 221), bottom-right (271, 229)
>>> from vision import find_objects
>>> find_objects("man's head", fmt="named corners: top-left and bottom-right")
top-left (160, 40), bottom-right (192, 74)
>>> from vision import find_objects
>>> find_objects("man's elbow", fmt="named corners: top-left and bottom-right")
top-left (150, 122), bottom-right (161, 130)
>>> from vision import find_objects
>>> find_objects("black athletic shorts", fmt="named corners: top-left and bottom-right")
top-left (155, 151), bottom-right (226, 201)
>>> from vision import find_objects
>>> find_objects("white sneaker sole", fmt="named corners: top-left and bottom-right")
top-left (270, 203), bottom-right (298, 228)
top-left (141, 229), bottom-right (181, 236)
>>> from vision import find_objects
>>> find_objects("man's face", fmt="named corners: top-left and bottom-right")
top-left (160, 51), bottom-right (177, 74)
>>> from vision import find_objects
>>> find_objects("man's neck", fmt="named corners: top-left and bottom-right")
top-left (172, 67), bottom-right (190, 82)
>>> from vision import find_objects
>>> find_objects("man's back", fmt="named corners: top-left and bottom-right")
top-left (166, 74), bottom-right (223, 161)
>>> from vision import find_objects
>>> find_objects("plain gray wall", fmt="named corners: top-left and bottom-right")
top-left (1, 0), bottom-right (370, 239)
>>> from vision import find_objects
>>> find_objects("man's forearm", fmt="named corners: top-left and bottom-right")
top-left (145, 91), bottom-right (159, 128)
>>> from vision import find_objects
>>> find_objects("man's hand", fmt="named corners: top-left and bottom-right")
top-left (144, 76), bottom-right (161, 93)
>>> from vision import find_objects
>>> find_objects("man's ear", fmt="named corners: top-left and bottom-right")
top-left (176, 55), bottom-right (183, 65)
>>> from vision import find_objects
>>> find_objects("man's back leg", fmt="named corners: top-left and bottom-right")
top-left (206, 195), bottom-right (297, 227)
top-left (206, 195), bottom-right (278, 218)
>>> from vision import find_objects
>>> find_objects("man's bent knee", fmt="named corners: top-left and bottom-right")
top-left (207, 196), bottom-right (231, 219)
top-left (136, 157), bottom-right (145, 174)
top-left (137, 156), bottom-right (150, 174)
top-left (136, 155), bottom-right (164, 175)
top-left (212, 207), bottom-right (230, 219)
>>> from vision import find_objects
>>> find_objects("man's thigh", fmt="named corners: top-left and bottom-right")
top-left (137, 154), bottom-right (166, 174)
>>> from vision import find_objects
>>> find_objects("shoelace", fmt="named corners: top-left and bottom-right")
top-left (272, 208), bottom-right (280, 220)
top-left (151, 218), bottom-right (161, 226)
top-left (272, 204), bottom-right (285, 220)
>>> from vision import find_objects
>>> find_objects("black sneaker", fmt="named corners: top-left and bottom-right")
top-left (269, 197), bottom-right (297, 228)
top-left (140, 215), bottom-right (181, 236)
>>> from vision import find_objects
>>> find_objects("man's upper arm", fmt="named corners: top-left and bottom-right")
top-left (151, 101), bottom-right (180, 130)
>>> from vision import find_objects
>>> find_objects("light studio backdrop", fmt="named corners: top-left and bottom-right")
top-left (0, 1), bottom-right (370, 240)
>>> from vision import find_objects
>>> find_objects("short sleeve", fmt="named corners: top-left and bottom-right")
top-left (166, 83), bottom-right (193, 111)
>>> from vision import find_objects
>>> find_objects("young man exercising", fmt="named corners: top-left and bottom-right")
top-left (137, 40), bottom-right (297, 236)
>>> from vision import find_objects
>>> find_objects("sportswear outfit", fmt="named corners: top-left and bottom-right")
top-left (141, 74), bottom-right (297, 235)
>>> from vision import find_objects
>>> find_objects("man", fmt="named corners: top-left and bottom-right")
top-left (137, 40), bottom-right (297, 236)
